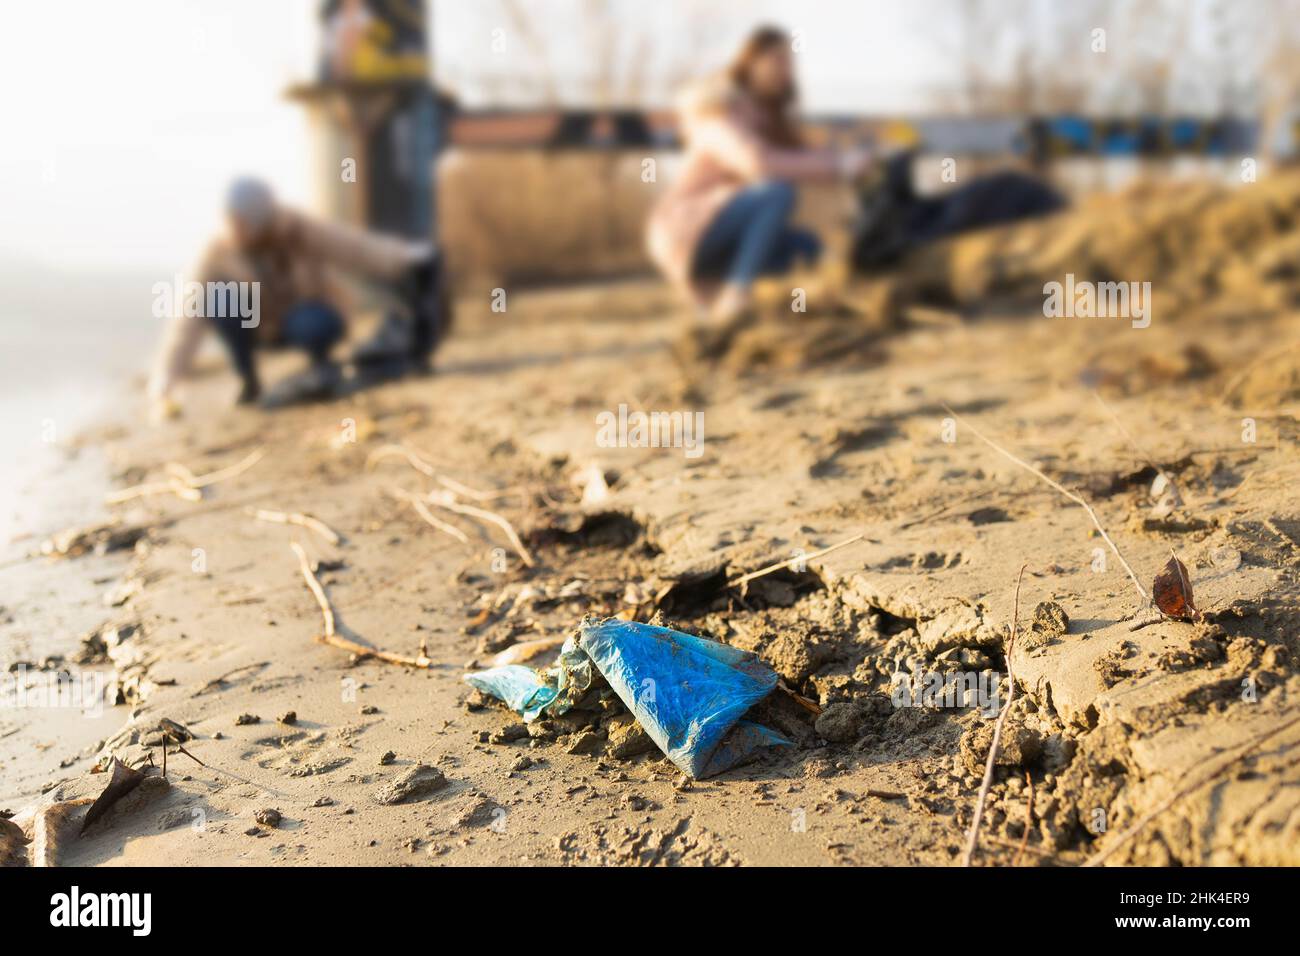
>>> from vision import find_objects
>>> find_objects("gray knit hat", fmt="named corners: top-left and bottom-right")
top-left (226, 177), bottom-right (275, 234)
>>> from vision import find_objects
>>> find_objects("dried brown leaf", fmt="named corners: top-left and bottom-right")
top-left (80, 757), bottom-right (144, 834)
top-left (1152, 555), bottom-right (1197, 620)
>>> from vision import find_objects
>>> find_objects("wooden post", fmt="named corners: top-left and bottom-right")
top-left (285, 0), bottom-right (443, 241)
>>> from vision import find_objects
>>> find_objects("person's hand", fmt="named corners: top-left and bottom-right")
top-left (837, 145), bottom-right (876, 181)
top-left (149, 396), bottom-right (181, 425)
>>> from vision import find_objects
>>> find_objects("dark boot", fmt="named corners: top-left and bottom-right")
top-left (406, 249), bottom-right (451, 363)
top-left (236, 375), bottom-right (262, 406)
top-left (350, 312), bottom-right (413, 366)
top-left (261, 360), bottom-right (342, 408)
top-left (350, 250), bottom-right (451, 371)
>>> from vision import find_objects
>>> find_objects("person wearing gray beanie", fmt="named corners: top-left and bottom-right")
top-left (148, 177), bottom-right (449, 414)
top-left (226, 177), bottom-right (276, 242)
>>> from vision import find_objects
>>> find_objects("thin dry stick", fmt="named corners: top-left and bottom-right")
top-left (897, 489), bottom-right (993, 530)
top-left (426, 490), bottom-right (534, 566)
top-left (172, 741), bottom-right (205, 768)
top-left (1217, 469), bottom-right (1254, 502)
top-left (438, 475), bottom-right (501, 503)
top-left (1127, 610), bottom-right (1163, 632)
top-left (962, 563), bottom-right (1027, 868)
top-left (290, 541), bottom-right (335, 638)
top-left (1091, 390), bottom-right (1161, 471)
top-left (367, 443), bottom-right (438, 477)
top-left (727, 534), bottom-right (866, 588)
top-left (184, 448), bottom-right (266, 488)
top-left (390, 488), bottom-right (469, 543)
top-left (166, 744), bottom-right (294, 800)
top-left (289, 542), bottom-right (433, 669)
top-left (1265, 516), bottom-right (1299, 554)
top-left (106, 478), bottom-right (201, 505)
top-left (313, 629), bottom-right (434, 669)
top-left (149, 733), bottom-right (202, 774)
top-left (248, 508), bottom-right (341, 546)
top-left (1013, 770), bottom-right (1035, 867)
top-left (1092, 391), bottom-right (1197, 510)
top-left (107, 447), bottom-right (265, 504)
top-left (1084, 710), bottom-right (1300, 867)
top-left (164, 462), bottom-right (200, 486)
top-left (366, 444), bottom-right (501, 502)
top-left (777, 677), bottom-right (823, 716)
top-left (943, 404), bottom-right (1149, 604)
top-left (192, 660), bottom-right (269, 696)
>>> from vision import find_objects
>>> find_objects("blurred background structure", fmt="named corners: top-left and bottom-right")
top-left (1, 0), bottom-right (1298, 537)
top-left (0, 1), bottom-right (1295, 285)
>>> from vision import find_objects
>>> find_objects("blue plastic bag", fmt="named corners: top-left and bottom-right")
top-left (463, 638), bottom-right (597, 722)
top-left (462, 664), bottom-right (558, 721)
top-left (464, 619), bottom-right (791, 778)
top-left (577, 619), bottom-right (790, 778)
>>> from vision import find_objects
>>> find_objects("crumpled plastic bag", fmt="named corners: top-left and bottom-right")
top-left (463, 618), bottom-right (790, 778)
top-left (463, 638), bottom-right (598, 722)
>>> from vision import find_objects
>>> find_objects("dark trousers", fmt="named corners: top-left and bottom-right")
top-left (209, 301), bottom-right (344, 387)
top-left (691, 181), bottom-right (822, 286)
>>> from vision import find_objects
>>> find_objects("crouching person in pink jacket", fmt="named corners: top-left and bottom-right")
top-left (646, 26), bottom-right (874, 355)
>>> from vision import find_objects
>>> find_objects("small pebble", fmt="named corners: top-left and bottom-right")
top-left (255, 808), bottom-right (282, 828)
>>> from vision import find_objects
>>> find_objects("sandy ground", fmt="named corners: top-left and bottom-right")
top-left (4, 172), bottom-right (1300, 867)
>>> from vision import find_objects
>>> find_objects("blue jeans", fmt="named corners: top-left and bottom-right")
top-left (691, 181), bottom-right (822, 287)
top-left (209, 301), bottom-right (344, 388)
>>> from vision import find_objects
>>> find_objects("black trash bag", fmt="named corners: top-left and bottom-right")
top-left (851, 151), bottom-right (1066, 273)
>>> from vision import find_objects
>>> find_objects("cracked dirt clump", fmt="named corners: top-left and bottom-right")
top-left (372, 765), bottom-right (449, 805)
top-left (815, 701), bottom-right (876, 743)
top-left (959, 709), bottom-right (1045, 774)
top-left (1023, 601), bottom-right (1069, 650)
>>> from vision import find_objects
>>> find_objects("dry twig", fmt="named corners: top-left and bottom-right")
top-left (1216, 469), bottom-right (1254, 502)
top-left (426, 490), bottom-right (534, 566)
top-left (1014, 770), bottom-right (1035, 867)
top-left (105, 477), bottom-right (200, 505)
top-left (961, 563), bottom-right (1027, 867)
top-left (289, 542), bottom-right (432, 668)
top-left (366, 444), bottom-right (501, 501)
top-left (107, 447), bottom-right (265, 505)
top-left (777, 677), bottom-right (823, 716)
top-left (726, 534), bottom-right (865, 589)
top-left (313, 629), bottom-right (434, 669)
top-left (192, 660), bottom-right (269, 696)
top-left (390, 488), bottom-right (469, 543)
top-left (1126, 609), bottom-right (1164, 632)
top-left (366, 443), bottom-right (439, 477)
top-left (248, 508), bottom-right (341, 546)
top-left (290, 542), bottom-right (335, 637)
top-left (184, 448), bottom-right (266, 488)
top-left (1091, 391), bottom-right (1161, 472)
top-left (1084, 709), bottom-right (1300, 867)
top-left (943, 404), bottom-right (1149, 604)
